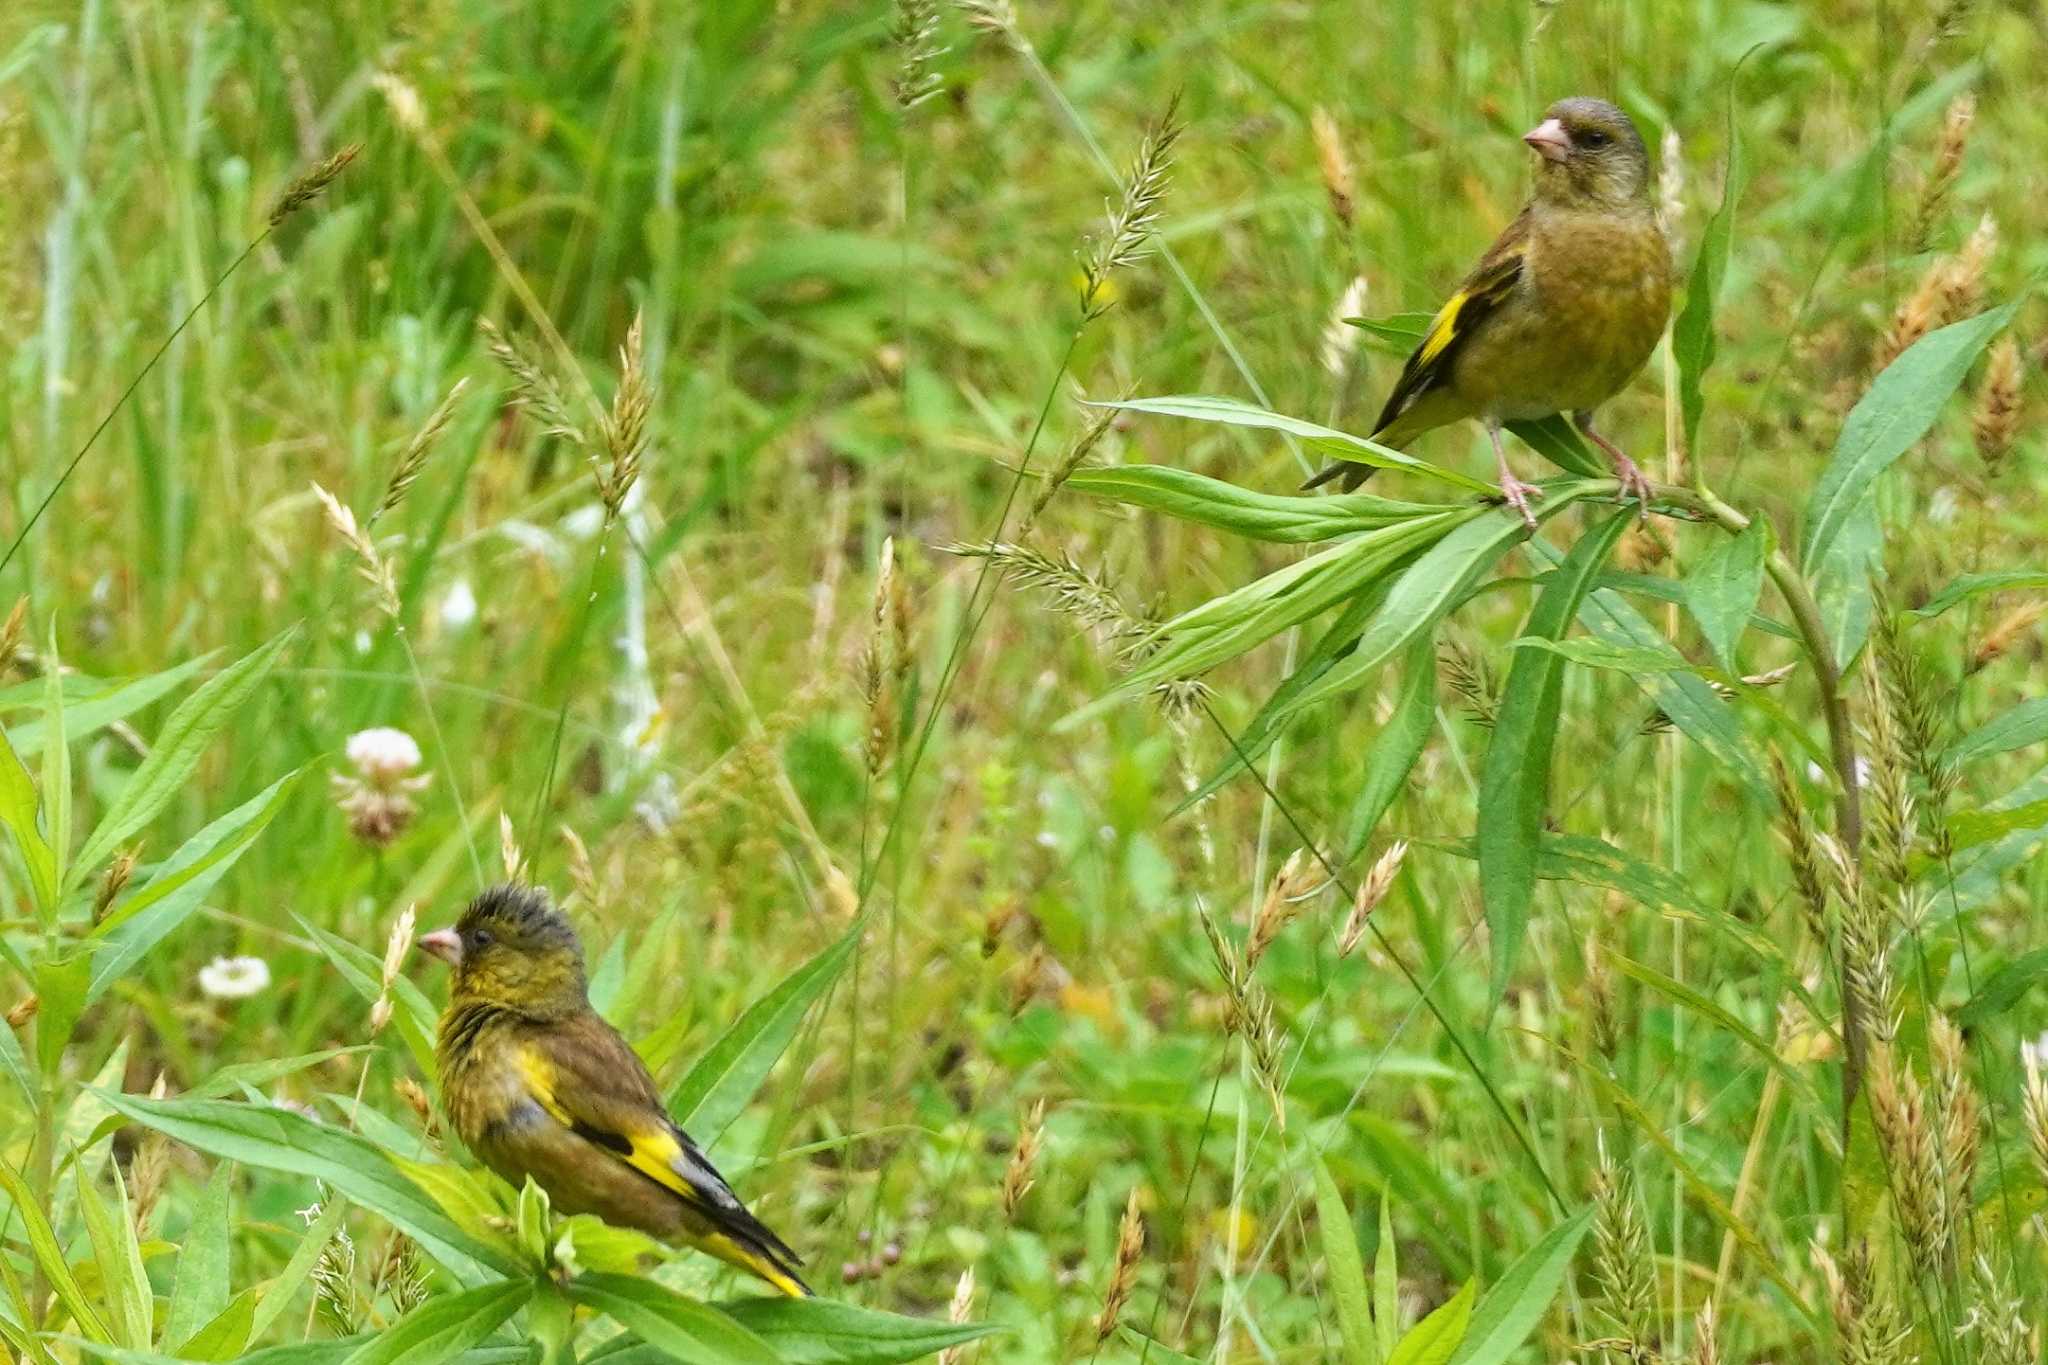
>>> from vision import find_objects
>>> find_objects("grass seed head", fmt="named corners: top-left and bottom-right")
top-left (1094, 1188), bottom-right (1145, 1343)
top-left (1973, 335), bottom-right (2022, 476)
top-left (890, 0), bottom-right (947, 109)
top-left (1246, 848), bottom-right (1322, 973)
top-left (596, 312), bottom-right (651, 519)
top-left (499, 813), bottom-right (526, 883)
top-left (1001, 1098), bottom-right (1046, 1219)
top-left (1591, 1135), bottom-right (1657, 1350)
top-left (93, 844), bottom-right (141, 923)
top-left (373, 377), bottom-right (469, 527)
top-left (1868, 1043), bottom-right (1948, 1281)
top-left (268, 143), bottom-right (361, 226)
top-left (1338, 839), bottom-right (1406, 958)
top-left (1320, 276), bottom-right (1370, 381)
top-left (1080, 92), bottom-right (1184, 319)
top-left (1910, 92), bottom-right (1974, 251)
top-left (1310, 106), bottom-right (1355, 231)
top-left (937, 1267), bottom-right (978, 1365)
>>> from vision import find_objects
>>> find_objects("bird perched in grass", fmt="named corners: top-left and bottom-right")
top-left (1307, 97), bottom-right (1672, 526)
top-left (420, 884), bottom-right (809, 1296)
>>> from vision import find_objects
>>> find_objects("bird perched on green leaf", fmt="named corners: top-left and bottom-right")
top-left (420, 884), bottom-right (809, 1296)
top-left (1308, 97), bottom-right (1672, 526)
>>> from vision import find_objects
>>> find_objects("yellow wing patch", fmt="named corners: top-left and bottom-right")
top-left (518, 1045), bottom-right (698, 1205)
top-left (1417, 291), bottom-right (1468, 367)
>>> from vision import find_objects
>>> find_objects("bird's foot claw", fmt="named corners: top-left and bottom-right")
top-left (1613, 456), bottom-right (1655, 522)
top-left (1496, 475), bottom-right (1543, 531)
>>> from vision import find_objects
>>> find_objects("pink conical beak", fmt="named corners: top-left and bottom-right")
top-left (1522, 118), bottom-right (1570, 163)
top-left (418, 928), bottom-right (463, 966)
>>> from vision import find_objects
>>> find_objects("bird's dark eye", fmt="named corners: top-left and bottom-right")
top-left (470, 928), bottom-right (493, 949)
top-left (1579, 128), bottom-right (1610, 148)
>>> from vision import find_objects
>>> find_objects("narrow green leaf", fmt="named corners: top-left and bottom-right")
top-left (2, 654), bottom-right (213, 756)
top-left (1373, 1193), bottom-right (1398, 1359)
top-left (1286, 495), bottom-right (1593, 719)
top-left (1948, 699), bottom-right (2048, 767)
top-left (0, 1160), bottom-right (114, 1342)
top-left (1311, 1155), bottom-right (1374, 1365)
top-left (76, 1163), bottom-right (150, 1348)
top-left (566, 1274), bottom-right (777, 1365)
top-left (1103, 395), bottom-right (1497, 493)
top-left (42, 626), bottom-right (70, 887)
top-left (1685, 516), bottom-right (1769, 672)
top-left (1801, 299), bottom-right (2022, 572)
top-left (1480, 512), bottom-right (1631, 1003)
top-left (71, 626), bottom-right (298, 889)
top-left (96, 1091), bottom-right (517, 1282)
top-left (1810, 490), bottom-right (1881, 668)
top-left (1673, 79), bottom-right (1745, 453)
top-left (1505, 637), bottom-right (1688, 673)
top-left (1957, 949), bottom-right (2048, 1028)
top-left (1609, 955), bottom-right (1822, 1109)
top-left (1341, 630), bottom-right (1438, 864)
top-left (1449, 1209), bottom-right (1592, 1365)
top-left (337, 1280), bottom-right (531, 1365)
top-left (1592, 570), bottom-right (1799, 639)
top-left (1946, 798), bottom-right (2048, 855)
top-left (1503, 417), bottom-right (1605, 479)
top-left (171, 1287), bottom-right (256, 1361)
top-left (669, 927), bottom-right (856, 1138)
top-left (0, 723), bottom-right (56, 920)
top-left (1067, 463), bottom-right (1456, 542)
top-left (87, 770), bottom-right (302, 1007)
top-left (164, 1161), bottom-right (235, 1350)
top-left (246, 1198), bottom-right (348, 1344)
top-left (1907, 570), bottom-right (2048, 622)
top-left (1385, 1280), bottom-right (1474, 1365)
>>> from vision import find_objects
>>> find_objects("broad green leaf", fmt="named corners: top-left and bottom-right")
top-left (96, 1091), bottom-right (518, 1282)
top-left (392, 1159), bottom-right (522, 1263)
top-left (1480, 512), bottom-right (1631, 1003)
top-left (1103, 395), bottom-right (1497, 493)
top-left (87, 770), bottom-right (301, 1007)
top-left (171, 1287), bottom-right (256, 1361)
top-left (246, 1199), bottom-right (348, 1344)
top-left (669, 927), bottom-right (856, 1138)
top-left (1449, 1210), bottom-right (1592, 1365)
top-left (1685, 516), bottom-right (1768, 672)
top-left (1386, 1280), bottom-right (1474, 1365)
top-left (1067, 463), bottom-right (1456, 542)
top-left (1505, 637), bottom-right (1688, 673)
top-left (718, 1296), bottom-right (1003, 1365)
top-left (76, 1162), bottom-right (151, 1348)
top-left (1341, 630), bottom-right (1438, 864)
top-left (1946, 798), bottom-right (2048, 855)
top-left (1948, 699), bottom-right (2048, 767)
top-left (164, 1162), bottom-right (234, 1350)
top-left (0, 723), bottom-right (56, 920)
top-left (1312, 1156), bottom-right (1374, 1364)
top-left (0, 1160), bottom-right (114, 1342)
top-left (1673, 78), bottom-right (1745, 453)
top-left (566, 1274), bottom-right (777, 1365)
top-left (1810, 491), bottom-right (1881, 668)
top-left (70, 626), bottom-right (297, 889)
top-left (1175, 585), bottom-right (1388, 812)
top-left (1592, 570), bottom-right (1797, 638)
top-left (1907, 570), bottom-right (2048, 622)
top-left (187, 1048), bottom-right (365, 1100)
top-left (34, 950), bottom-right (93, 1075)
top-left (1957, 949), bottom-right (2048, 1028)
top-left (2, 654), bottom-right (213, 756)
top-left (1801, 300), bottom-right (2022, 573)
top-left (1285, 494), bottom-right (1595, 719)
top-left (337, 1280), bottom-right (531, 1365)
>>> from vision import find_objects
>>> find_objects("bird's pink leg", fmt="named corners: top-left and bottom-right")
top-left (1575, 410), bottom-right (1654, 524)
top-left (1487, 421), bottom-right (1542, 531)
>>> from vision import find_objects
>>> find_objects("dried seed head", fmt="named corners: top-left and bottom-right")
top-left (394, 1076), bottom-right (435, 1130)
top-left (1591, 1135), bottom-right (1656, 1348)
top-left (1338, 840), bottom-right (1406, 958)
top-left (94, 845), bottom-right (141, 923)
top-left (1310, 107), bottom-right (1355, 231)
top-left (1972, 600), bottom-right (2045, 672)
top-left (373, 378), bottom-right (469, 526)
top-left (480, 318), bottom-right (586, 447)
top-left (1320, 276), bottom-right (1369, 381)
top-left (1001, 1098), bottom-right (1046, 1219)
top-left (1021, 398), bottom-right (1120, 536)
top-left (1199, 910), bottom-right (1288, 1126)
top-left (5, 994), bottom-right (38, 1030)
top-left (1080, 93), bottom-right (1185, 319)
top-left (561, 826), bottom-right (599, 913)
top-left (1246, 849), bottom-right (1322, 972)
top-left (380, 904), bottom-right (418, 991)
top-left (953, 0), bottom-right (1018, 43)
top-left (596, 313), bottom-right (651, 519)
top-left (1658, 127), bottom-right (1686, 257)
top-left (951, 541), bottom-right (1158, 665)
top-left (1973, 336), bottom-right (2022, 476)
top-left (1860, 668), bottom-right (1917, 894)
top-left (0, 596), bottom-right (26, 673)
top-left (1820, 1240), bottom-right (1911, 1365)
top-left (2023, 1049), bottom-right (2048, 1188)
top-left (312, 482), bottom-right (400, 618)
top-left (1940, 212), bottom-right (1997, 322)
top-left (890, 0), bottom-right (946, 109)
top-left (372, 73), bottom-right (427, 135)
top-left (1910, 92), bottom-right (1974, 252)
top-left (499, 813), bottom-right (526, 883)
top-left (1440, 638), bottom-right (1496, 729)
top-left (130, 1127), bottom-right (169, 1235)
top-left (1927, 1013), bottom-right (1980, 1223)
top-left (936, 1267), bottom-right (978, 1365)
top-left (1868, 1043), bottom-right (1948, 1281)
top-left (1692, 1298), bottom-right (1719, 1365)
top-left (1769, 750), bottom-right (1831, 951)
top-left (862, 538), bottom-right (898, 777)
top-left (1094, 1189), bottom-right (1145, 1342)
top-left (1585, 930), bottom-right (1620, 1062)
top-left (269, 143), bottom-right (361, 226)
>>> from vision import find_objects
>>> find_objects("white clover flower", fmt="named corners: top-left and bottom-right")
top-left (347, 727), bottom-right (423, 783)
top-left (440, 578), bottom-right (478, 630)
top-left (198, 955), bottom-right (272, 1000)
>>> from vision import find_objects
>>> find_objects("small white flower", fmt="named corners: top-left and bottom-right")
top-left (198, 955), bottom-right (271, 1000)
top-left (347, 727), bottom-right (423, 783)
top-left (440, 578), bottom-right (478, 630)
top-left (1927, 485), bottom-right (1960, 526)
top-left (2022, 1031), bottom-right (2048, 1070)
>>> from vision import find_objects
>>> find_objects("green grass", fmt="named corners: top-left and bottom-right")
top-left (3, 0), bottom-right (2046, 1360)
